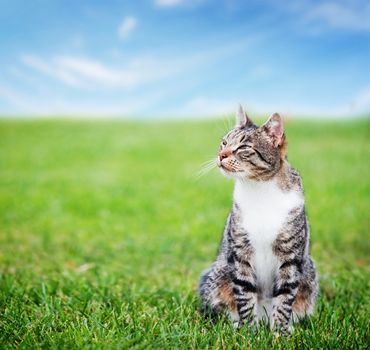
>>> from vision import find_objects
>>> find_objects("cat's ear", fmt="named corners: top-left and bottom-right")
top-left (235, 104), bottom-right (253, 128)
top-left (262, 113), bottom-right (284, 147)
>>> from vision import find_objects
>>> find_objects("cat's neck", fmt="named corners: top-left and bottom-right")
top-left (234, 160), bottom-right (300, 194)
top-left (233, 165), bottom-right (304, 211)
top-left (234, 177), bottom-right (281, 201)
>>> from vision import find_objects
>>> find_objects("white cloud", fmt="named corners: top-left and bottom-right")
top-left (1, 79), bottom-right (367, 118)
top-left (118, 16), bottom-right (138, 40)
top-left (5, 30), bottom-right (367, 118)
top-left (21, 54), bottom-right (82, 86)
top-left (155, 0), bottom-right (184, 7)
top-left (0, 82), bottom-right (168, 116)
top-left (20, 54), bottom-right (188, 89)
top-left (177, 96), bottom-right (236, 117)
top-left (274, 1), bottom-right (370, 33)
top-left (351, 87), bottom-right (370, 112)
top-left (176, 93), bottom-right (370, 120)
top-left (304, 1), bottom-right (370, 32)
top-left (18, 36), bottom-right (253, 91)
top-left (0, 85), bottom-right (28, 109)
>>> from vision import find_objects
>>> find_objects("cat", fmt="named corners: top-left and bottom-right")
top-left (198, 105), bottom-right (318, 334)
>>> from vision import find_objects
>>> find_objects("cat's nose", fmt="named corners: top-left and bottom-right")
top-left (219, 148), bottom-right (232, 161)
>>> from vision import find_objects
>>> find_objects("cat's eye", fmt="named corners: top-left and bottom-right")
top-left (222, 140), bottom-right (227, 146)
top-left (235, 144), bottom-right (251, 151)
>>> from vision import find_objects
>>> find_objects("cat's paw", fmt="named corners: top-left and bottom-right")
top-left (272, 324), bottom-right (293, 336)
top-left (234, 319), bottom-right (258, 332)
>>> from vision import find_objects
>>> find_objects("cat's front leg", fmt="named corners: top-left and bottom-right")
top-left (271, 257), bottom-right (302, 334)
top-left (230, 258), bottom-right (258, 329)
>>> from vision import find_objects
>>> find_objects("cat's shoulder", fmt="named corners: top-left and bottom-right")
top-left (277, 162), bottom-right (303, 192)
top-left (288, 165), bottom-right (303, 189)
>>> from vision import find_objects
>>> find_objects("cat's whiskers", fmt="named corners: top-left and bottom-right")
top-left (194, 158), bottom-right (218, 180)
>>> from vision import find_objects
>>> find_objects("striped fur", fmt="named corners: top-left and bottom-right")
top-left (198, 106), bottom-right (318, 334)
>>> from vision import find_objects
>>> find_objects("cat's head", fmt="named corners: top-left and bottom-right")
top-left (217, 105), bottom-right (287, 181)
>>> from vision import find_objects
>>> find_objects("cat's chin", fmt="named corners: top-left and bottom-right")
top-left (219, 167), bottom-right (246, 180)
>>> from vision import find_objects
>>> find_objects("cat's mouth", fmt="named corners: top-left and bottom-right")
top-left (219, 164), bottom-right (232, 171)
top-left (218, 161), bottom-right (230, 171)
top-left (218, 162), bottom-right (241, 173)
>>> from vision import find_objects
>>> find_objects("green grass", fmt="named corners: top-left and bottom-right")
top-left (0, 118), bottom-right (369, 349)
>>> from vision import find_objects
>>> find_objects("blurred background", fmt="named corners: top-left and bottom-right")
top-left (0, 0), bottom-right (370, 118)
top-left (0, 1), bottom-right (369, 348)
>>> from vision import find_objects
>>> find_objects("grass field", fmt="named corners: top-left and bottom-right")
top-left (0, 117), bottom-right (369, 349)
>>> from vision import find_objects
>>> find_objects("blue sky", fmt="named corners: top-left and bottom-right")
top-left (0, 0), bottom-right (369, 118)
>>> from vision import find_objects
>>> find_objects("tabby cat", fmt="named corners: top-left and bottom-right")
top-left (198, 106), bottom-right (318, 334)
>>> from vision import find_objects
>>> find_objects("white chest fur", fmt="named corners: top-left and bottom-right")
top-left (233, 180), bottom-right (303, 296)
